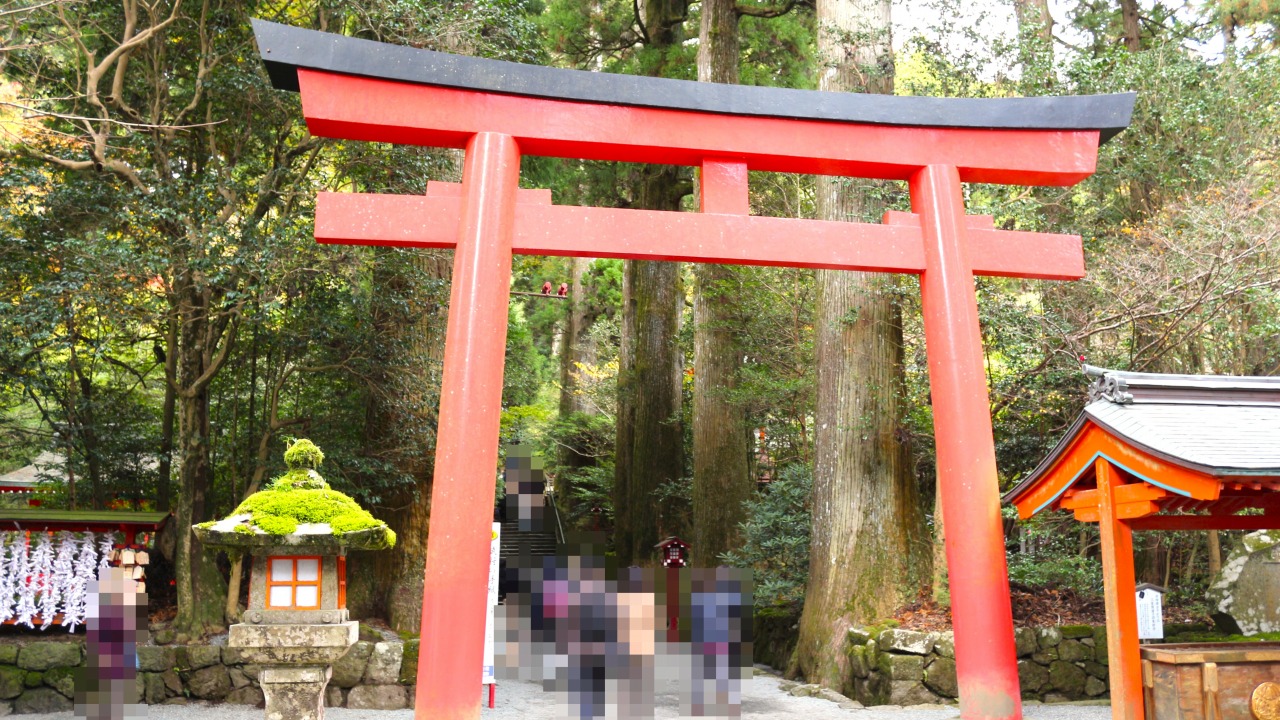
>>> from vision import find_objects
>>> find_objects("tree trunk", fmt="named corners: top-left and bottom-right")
top-left (931, 476), bottom-right (948, 604)
top-left (350, 248), bottom-right (451, 632)
top-left (157, 317), bottom-right (178, 514)
top-left (614, 248), bottom-right (685, 565)
top-left (793, 0), bottom-right (929, 692)
top-left (691, 262), bottom-right (751, 567)
top-left (613, 0), bottom-right (691, 566)
top-left (68, 343), bottom-right (105, 510)
top-left (1120, 0), bottom-right (1141, 51)
top-left (1207, 530), bottom-right (1222, 578)
top-left (697, 0), bottom-right (739, 85)
top-left (691, 0), bottom-right (753, 568)
top-left (1012, 0), bottom-right (1054, 89)
top-left (557, 256), bottom-right (598, 519)
top-left (172, 287), bottom-right (229, 640)
top-left (559, 256), bottom-right (598, 419)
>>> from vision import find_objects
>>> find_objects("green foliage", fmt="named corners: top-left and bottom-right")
top-left (1006, 510), bottom-right (1103, 597)
top-left (504, 303), bottom-right (551, 407)
top-left (500, 403), bottom-right (555, 446)
top-left (269, 469), bottom-right (330, 492)
top-left (221, 441), bottom-right (396, 545)
top-left (1006, 553), bottom-right (1104, 597)
top-left (252, 514), bottom-right (301, 536)
top-left (738, 10), bottom-right (817, 89)
top-left (722, 464), bottom-right (812, 611)
top-left (562, 463), bottom-right (616, 529)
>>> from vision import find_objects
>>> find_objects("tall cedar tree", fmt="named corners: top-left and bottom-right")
top-left (792, 0), bottom-right (929, 691)
top-left (613, 0), bottom-right (692, 565)
top-left (691, 0), bottom-right (797, 567)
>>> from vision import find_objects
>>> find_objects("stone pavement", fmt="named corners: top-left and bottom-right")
top-left (10, 667), bottom-right (1112, 720)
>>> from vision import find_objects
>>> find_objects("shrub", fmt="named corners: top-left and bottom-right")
top-left (722, 464), bottom-right (812, 611)
top-left (1006, 552), bottom-right (1102, 597)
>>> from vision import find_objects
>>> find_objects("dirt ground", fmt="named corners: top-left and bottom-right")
top-left (893, 583), bottom-right (1209, 632)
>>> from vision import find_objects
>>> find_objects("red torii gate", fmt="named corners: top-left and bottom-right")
top-left (251, 20), bottom-right (1133, 720)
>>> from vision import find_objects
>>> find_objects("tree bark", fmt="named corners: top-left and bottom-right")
top-left (1120, 0), bottom-right (1141, 51)
top-left (172, 283), bottom-right (230, 640)
top-left (1207, 530), bottom-right (1222, 578)
top-left (556, 256), bottom-right (598, 519)
top-left (615, 247), bottom-right (685, 565)
top-left (691, 0), bottom-right (753, 569)
top-left (350, 248), bottom-right (451, 632)
top-left (157, 316), bottom-right (178, 514)
top-left (559, 256), bottom-right (598, 419)
top-left (691, 262), bottom-right (751, 567)
top-left (793, 0), bottom-right (929, 691)
top-left (613, 0), bottom-right (692, 566)
top-left (932, 476), bottom-right (948, 604)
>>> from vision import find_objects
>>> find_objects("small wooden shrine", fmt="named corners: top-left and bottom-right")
top-left (1005, 366), bottom-right (1280, 720)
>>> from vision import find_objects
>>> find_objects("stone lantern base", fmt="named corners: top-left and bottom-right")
top-left (229, 621), bottom-right (358, 720)
top-left (261, 665), bottom-right (332, 720)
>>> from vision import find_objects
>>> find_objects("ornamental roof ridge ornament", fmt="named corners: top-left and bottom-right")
top-left (1082, 364), bottom-right (1280, 407)
top-left (251, 19), bottom-right (1136, 142)
top-left (1085, 365), bottom-right (1134, 405)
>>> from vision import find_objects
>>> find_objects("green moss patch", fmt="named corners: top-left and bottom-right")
top-left (268, 468), bottom-right (329, 491)
top-left (283, 439), bottom-right (325, 469)
top-left (231, 487), bottom-right (394, 546)
top-left (200, 440), bottom-right (396, 550)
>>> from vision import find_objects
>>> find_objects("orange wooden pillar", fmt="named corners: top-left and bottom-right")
top-left (1096, 458), bottom-right (1144, 720)
top-left (913, 164), bottom-right (1022, 720)
top-left (414, 132), bottom-right (521, 720)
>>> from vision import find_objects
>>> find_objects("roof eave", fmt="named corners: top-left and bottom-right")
top-left (251, 19), bottom-right (1135, 143)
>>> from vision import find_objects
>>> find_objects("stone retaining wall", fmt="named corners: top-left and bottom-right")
top-left (754, 611), bottom-right (801, 672)
top-left (141, 638), bottom-right (421, 710)
top-left (0, 622), bottom-right (1155, 710)
top-left (845, 625), bottom-right (1110, 706)
top-left (0, 640), bottom-right (84, 715)
top-left (0, 636), bottom-right (421, 712)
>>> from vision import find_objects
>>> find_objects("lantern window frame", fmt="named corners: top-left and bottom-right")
top-left (265, 555), bottom-right (323, 610)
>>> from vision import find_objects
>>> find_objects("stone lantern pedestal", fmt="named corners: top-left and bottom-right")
top-left (229, 621), bottom-right (358, 720)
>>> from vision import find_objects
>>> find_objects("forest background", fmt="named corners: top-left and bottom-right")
top-left (1, 0), bottom-right (1278, 688)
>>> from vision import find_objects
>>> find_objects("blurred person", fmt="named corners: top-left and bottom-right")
top-left (687, 567), bottom-right (751, 717)
top-left (77, 565), bottom-right (147, 720)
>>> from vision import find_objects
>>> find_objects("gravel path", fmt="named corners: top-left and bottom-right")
top-left (9, 668), bottom-right (1111, 720)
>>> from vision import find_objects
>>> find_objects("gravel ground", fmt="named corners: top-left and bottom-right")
top-left (8, 667), bottom-right (1112, 720)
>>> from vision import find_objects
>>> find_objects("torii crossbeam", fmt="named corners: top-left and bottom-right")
top-left (251, 20), bottom-right (1134, 720)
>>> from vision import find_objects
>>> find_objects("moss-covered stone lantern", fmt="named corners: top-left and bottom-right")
top-left (194, 439), bottom-right (395, 720)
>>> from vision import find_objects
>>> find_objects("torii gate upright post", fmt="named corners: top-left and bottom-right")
top-left (418, 132), bottom-right (521, 717)
top-left (913, 164), bottom-right (1021, 713)
top-left (250, 20), bottom-right (1134, 720)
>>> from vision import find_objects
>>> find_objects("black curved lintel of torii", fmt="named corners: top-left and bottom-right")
top-left (251, 20), bottom-right (1135, 143)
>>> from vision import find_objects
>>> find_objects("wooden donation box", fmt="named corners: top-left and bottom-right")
top-left (1142, 643), bottom-right (1280, 720)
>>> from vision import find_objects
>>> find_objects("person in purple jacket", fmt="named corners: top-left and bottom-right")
top-left (76, 566), bottom-right (147, 720)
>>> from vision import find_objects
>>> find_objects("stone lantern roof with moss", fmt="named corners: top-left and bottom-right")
top-left (194, 439), bottom-right (396, 554)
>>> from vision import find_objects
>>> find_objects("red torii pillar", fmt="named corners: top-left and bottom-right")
top-left (251, 19), bottom-right (1133, 720)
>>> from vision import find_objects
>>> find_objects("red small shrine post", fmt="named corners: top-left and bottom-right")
top-left (414, 132), bottom-right (520, 720)
top-left (1095, 458), bottom-right (1143, 720)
